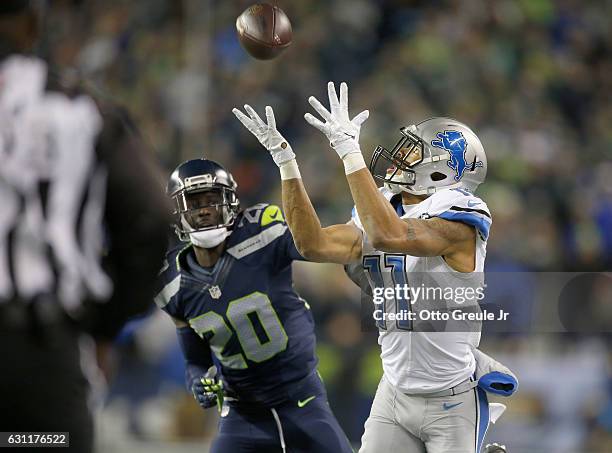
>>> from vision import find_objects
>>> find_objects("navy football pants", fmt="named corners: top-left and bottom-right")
top-left (211, 375), bottom-right (353, 453)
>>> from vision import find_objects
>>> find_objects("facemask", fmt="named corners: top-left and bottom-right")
top-left (189, 227), bottom-right (230, 249)
top-left (384, 181), bottom-right (404, 195)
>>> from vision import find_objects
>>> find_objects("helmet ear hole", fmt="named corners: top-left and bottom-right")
top-left (430, 172), bottom-right (447, 181)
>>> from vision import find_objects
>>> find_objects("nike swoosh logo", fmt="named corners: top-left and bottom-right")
top-left (269, 210), bottom-right (281, 220)
top-left (343, 132), bottom-right (356, 140)
top-left (442, 402), bottom-right (463, 410)
top-left (467, 200), bottom-right (481, 208)
top-left (297, 396), bottom-right (316, 408)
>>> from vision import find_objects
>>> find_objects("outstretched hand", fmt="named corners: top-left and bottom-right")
top-left (232, 105), bottom-right (296, 167)
top-left (304, 81), bottom-right (369, 160)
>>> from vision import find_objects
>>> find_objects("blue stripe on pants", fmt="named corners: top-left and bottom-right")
top-left (475, 387), bottom-right (490, 452)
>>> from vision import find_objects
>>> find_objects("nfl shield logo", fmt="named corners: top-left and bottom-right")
top-left (209, 285), bottom-right (222, 299)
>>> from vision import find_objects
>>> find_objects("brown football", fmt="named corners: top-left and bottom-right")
top-left (236, 3), bottom-right (292, 60)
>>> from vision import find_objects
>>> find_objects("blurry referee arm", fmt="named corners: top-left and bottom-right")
top-left (232, 104), bottom-right (362, 264)
top-left (84, 105), bottom-right (172, 341)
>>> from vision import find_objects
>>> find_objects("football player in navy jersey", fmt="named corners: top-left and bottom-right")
top-left (154, 158), bottom-right (352, 453)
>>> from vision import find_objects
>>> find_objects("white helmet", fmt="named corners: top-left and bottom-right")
top-left (369, 117), bottom-right (487, 195)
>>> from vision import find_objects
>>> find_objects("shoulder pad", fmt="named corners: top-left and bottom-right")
top-left (351, 187), bottom-right (396, 231)
top-left (234, 203), bottom-right (285, 230)
top-left (154, 244), bottom-right (187, 310)
top-left (425, 189), bottom-right (491, 217)
top-left (226, 203), bottom-right (288, 259)
top-left (158, 244), bottom-right (188, 279)
top-left (426, 189), bottom-right (492, 240)
top-left (261, 204), bottom-right (285, 227)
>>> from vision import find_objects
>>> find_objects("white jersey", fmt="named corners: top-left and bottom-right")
top-left (352, 187), bottom-right (492, 393)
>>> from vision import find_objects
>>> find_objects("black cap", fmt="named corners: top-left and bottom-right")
top-left (0, 1), bottom-right (30, 16)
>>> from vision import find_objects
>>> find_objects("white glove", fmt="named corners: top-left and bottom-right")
top-left (232, 105), bottom-right (296, 167)
top-left (304, 81), bottom-right (369, 160)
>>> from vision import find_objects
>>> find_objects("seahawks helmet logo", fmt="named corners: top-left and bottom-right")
top-left (431, 130), bottom-right (483, 181)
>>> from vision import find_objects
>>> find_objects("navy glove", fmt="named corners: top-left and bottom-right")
top-left (191, 376), bottom-right (224, 411)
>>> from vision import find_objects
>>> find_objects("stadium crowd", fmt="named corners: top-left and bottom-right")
top-left (40, 1), bottom-right (611, 451)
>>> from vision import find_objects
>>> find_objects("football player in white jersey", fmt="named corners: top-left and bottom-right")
top-left (233, 82), bottom-right (515, 453)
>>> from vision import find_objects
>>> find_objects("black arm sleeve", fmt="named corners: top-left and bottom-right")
top-left (84, 106), bottom-right (172, 340)
top-left (177, 326), bottom-right (214, 391)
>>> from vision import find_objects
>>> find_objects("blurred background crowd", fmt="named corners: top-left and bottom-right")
top-left (38, 0), bottom-right (611, 451)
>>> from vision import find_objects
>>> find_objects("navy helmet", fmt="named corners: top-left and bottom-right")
top-left (167, 159), bottom-right (240, 241)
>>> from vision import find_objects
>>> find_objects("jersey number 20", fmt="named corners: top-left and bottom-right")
top-left (189, 292), bottom-right (288, 369)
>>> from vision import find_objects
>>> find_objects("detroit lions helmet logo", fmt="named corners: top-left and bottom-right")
top-left (431, 130), bottom-right (483, 181)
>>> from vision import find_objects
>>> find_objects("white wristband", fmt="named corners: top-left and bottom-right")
top-left (279, 159), bottom-right (301, 180)
top-left (342, 152), bottom-right (367, 175)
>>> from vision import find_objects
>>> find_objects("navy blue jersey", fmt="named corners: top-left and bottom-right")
top-left (155, 204), bottom-right (317, 406)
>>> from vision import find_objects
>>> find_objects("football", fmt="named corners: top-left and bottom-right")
top-left (236, 3), bottom-right (292, 60)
